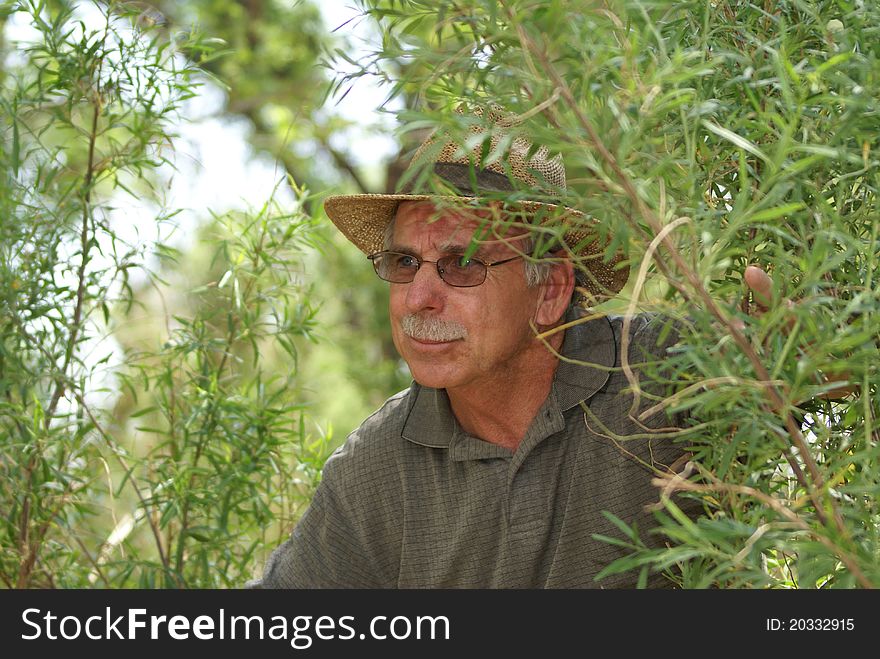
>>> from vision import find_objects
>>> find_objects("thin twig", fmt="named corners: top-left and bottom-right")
top-left (71, 532), bottom-right (112, 588)
top-left (638, 376), bottom-right (787, 420)
top-left (20, 35), bottom-right (107, 588)
top-left (71, 389), bottom-right (175, 581)
top-left (45, 63), bottom-right (103, 428)
top-left (621, 216), bottom-right (692, 418)
top-left (653, 467), bottom-right (873, 588)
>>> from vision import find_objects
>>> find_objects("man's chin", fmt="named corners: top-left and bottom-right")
top-left (412, 377), bottom-right (456, 390)
top-left (399, 339), bottom-right (468, 388)
top-left (408, 364), bottom-right (461, 390)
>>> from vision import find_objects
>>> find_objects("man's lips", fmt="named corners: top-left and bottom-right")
top-left (408, 336), bottom-right (461, 346)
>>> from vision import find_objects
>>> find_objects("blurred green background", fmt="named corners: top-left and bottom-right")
top-left (0, 0), bottom-right (416, 587)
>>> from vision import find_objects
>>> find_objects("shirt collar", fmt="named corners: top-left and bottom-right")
top-left (401, 385), bottom-right (457, 449)
top-left (401, 312), bottom-right (616, 449)
top-left (553, 311), bottom-right (616, 411)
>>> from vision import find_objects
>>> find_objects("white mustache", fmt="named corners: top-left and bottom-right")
top-left (401, 314), bottom-right (468, 342)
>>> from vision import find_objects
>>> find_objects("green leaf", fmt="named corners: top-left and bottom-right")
top-left (702, 120), bottom-right (769, 163)
top-left (750, 202), bottom-right (806, 222)
top-left (129, 406), bottom-right (159, 419)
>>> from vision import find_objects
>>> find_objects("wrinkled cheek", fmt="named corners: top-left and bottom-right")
top-left (388, 294), bottom-right (404, 352)
top-left (389, 322), bottom-right (406, 359)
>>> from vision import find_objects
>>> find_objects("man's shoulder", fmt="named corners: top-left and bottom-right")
top-left (602, 311), bottom-right (683, 359)
top-left (349, 385), bottom-right (415, 445)
top-left (321, 384), bottom-right (417, 483)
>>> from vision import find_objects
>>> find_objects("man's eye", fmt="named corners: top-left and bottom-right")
top-left (451, 256), bottom-right (479, 270)
top-left (394, 254), bottom-right (419, 268)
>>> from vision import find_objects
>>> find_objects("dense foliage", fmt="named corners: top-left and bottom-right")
top-left (347, 0), bottom-right (880, 587)
top-left (0, 0), bottom-right (332, 587)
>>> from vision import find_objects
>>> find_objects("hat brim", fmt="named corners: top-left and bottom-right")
top-left (323, 193), bottom-right (629, 300)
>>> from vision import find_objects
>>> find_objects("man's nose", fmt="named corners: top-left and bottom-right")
top-left (404, 261), bottom-right (447, 312)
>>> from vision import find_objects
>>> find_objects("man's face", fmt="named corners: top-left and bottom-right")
top-left (388, 201), bottom-right (545, 392)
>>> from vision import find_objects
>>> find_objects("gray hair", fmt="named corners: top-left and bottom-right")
top-left (518, 235), bottom-right (553, 287)
top-left (518, 235), bottom-right (587, 312)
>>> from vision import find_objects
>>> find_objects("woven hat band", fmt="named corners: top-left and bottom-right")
top-left (399, 162), bottom-right (515, 196)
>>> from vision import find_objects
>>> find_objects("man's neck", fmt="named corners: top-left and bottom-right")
top-left (446, 332), bottom-right (564, 452)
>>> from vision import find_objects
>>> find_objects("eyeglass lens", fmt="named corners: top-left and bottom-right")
top-left (371, 251), bottom-right (487, 287)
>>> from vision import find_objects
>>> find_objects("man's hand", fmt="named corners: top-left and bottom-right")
top-left (744, 265), bottom-right (789, 313)
top-left (740, 264), bottom-right (854, 400)
top-left (731, 265), bottom-right (795, 330)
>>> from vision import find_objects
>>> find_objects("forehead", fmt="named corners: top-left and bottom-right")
top-left (392, 201), bottom-right (527, 251)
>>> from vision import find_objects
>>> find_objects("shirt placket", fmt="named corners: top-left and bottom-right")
top-left (493, 394), bottom-right (567, 585)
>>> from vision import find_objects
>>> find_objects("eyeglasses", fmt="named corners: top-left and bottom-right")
top-left (367, 250), bottom-right (523, 287)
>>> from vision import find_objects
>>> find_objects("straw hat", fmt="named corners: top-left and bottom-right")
top-left (324, 106), bottom-right (628, 300)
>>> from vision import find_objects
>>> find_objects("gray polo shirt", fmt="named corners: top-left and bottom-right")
top-left (252, 313), bottom-right (690, 588)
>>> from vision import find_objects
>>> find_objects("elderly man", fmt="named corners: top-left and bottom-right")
top-left (252, 108), bottom-right (693, 588)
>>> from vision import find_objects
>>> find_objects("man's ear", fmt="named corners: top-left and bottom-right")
top-left (534, 258), bottom-right (575, 327)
